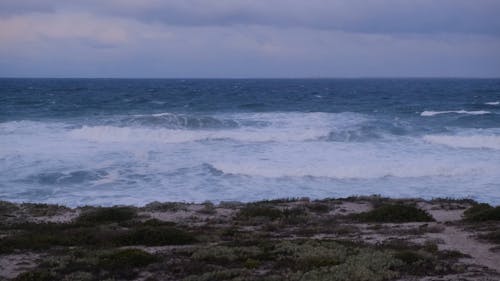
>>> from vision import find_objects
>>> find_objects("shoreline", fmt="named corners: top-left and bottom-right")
top-left (1, 196), bottom-right (499, 280)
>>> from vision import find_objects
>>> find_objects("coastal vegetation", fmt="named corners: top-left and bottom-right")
top-left (352, 203), bottom-right (435, 223)
top-left (0, 196), bottom-right (499, 280)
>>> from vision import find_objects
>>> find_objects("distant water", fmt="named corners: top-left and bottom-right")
top-left (1, 78), bottom-right (499, 206)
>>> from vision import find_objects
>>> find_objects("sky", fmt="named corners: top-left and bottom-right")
top-left (0, 0), bottom-right (499, 78)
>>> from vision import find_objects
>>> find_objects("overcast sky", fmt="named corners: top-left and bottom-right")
top-left (1, 0), bottom-right (499, 78)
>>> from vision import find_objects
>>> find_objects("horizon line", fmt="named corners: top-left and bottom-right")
top-left (1, 76), bottom-right (500, 80)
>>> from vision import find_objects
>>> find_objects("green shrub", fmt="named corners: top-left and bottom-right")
top-left (272, 240), bottom-right (350, 270)
top-left (306, 202), bottom-right (330, 213)
top-left (463, 204), bottom-right (500, 221)
top-left (237, 205), bottom-right (283, 220)
top-left (143, 202), bottom-right (188, 212)
top-left (479, 231), bottom-right (500, 244)
top-left (14, 270), bottom-right (54, 281)
top-left (423, 240), bottom-right (439, 253)
top-left (437, 250), bottom-right (468, 259)
top-left (244, 258), bottom-right (260, 269)
top-left (0, 200), bottom-right (19, 215)
top-left (296, 250), bottom-right (401, 281)
top-left (140, 218), bottom-right (177, 227)
top-left (61, 271), bottom-right (94, 281)
top-left (430, 198), bottom-right (477, 205)
top-left (353, 204), bottom-right (434, 223)
top-left (253, 198), bottom-right (305, 204)
top-left (197, 201), bottom-right (217, 215)
top-left (191, 245), bottom-right (261, 262)
top-left (0, 221), bottom-right (194, 253)
top-left (119, 226), bottom-right (197, 246)
top-left (0, 222), bottom-right (143, 252)
top-left (183, 269), bottom-right (246, 281)
top-left (21, 203), bottom-right (68, 217)
top-left (76, 207), bottom-right (137, 224)
top-left (394, 250), bottom-right (424, 264)
top-left (97, 249), bottom-right (157, 270)
top-left (281, 207), bottom-right (309, 225)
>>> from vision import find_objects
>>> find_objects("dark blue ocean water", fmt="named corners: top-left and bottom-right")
top-left (1, 78), bottom-right (499, 206)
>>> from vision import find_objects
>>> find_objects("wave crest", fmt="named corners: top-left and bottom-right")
top-left (120, 113), bottom-right (240, 129)
top-left (210, 161), bottom-right (486, 179)
top-left (423, 134), bottom-right (500, 150)
top-left (421, 110), bottom-right (491, 117)
top-left (485, 101), bottom-right (499, 106)
top-left (68, 125), bottom-right (327, 143)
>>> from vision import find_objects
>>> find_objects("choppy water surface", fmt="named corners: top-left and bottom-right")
top-left (1, 79), bottom-right (499, 206)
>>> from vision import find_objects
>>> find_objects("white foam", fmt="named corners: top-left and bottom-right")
top-left (69, 112), bottom-right (365, 143)
top-left (69, 125), bottom-right (330, 143)
top-left (151, 112), bottom-right (173, 117)
top-left (421, 110), bottom-right (490, 117)
top-left (211, 161), bottom-right (482, 179)
top-left (210, 138), bottom-right (498, 179)
top-left (0, 120), bottom-right (65, 135)
top-left (2, 113), bottom-right (500, 206)
top-left (423, 135), bottom-right (500, 150)
top-left (485, 101), bottom-right (499, 105)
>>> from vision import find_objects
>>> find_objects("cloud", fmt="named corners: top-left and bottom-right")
top-left (1, 0), bottom-right (500, 35)
top-left (0, 1), bottom-right (499, 77)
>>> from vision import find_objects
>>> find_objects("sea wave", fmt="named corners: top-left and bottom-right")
top-left (0, 120), bottom-right (71, 137)
top-left (69, 112), bottom-right (373, 143)
top-left (421, 110), bottom-right (491, 117)
top-left (68, 125), bottom-right (328, 143)
top-left (121, 113), bottom-right (240, 129)
top-left (485, 101), bottom-right (499, 106)
top-left (23, 170), bottom-right (108, 185)
top-left (211, 160), bottom-right (488, 179)
top-left (423, 134), bottom-right (500, 150)
top-left (324, 121), bottom-right (407, 142)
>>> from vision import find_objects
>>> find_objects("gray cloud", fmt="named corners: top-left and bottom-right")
top-left (0, 0), bottom-right (54, 15)
top-left (0, 1), bottom-right (499, 77)
top-left (1, 0), bottom-right (500, 35)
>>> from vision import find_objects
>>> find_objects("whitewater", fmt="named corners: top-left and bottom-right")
top-left (1, 78), bottom-right (499, 206)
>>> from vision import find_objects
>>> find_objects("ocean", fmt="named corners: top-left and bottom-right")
top-left (1, 78), bottom-right (499, 206)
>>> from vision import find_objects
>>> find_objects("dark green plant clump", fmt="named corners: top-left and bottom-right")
top-left (479, 231), bottom-right (500, 244)
top-left (76, 206), bottom-right (137, 224)
top-left (143, 201), bottom-right (189, 212)
top-left (463, 203), bottom-right (500, 222)
top-left (237, 205), bottom-right (284, 220)
top-left (21, 203), bottom-right (69, 217)
top-left (97, 249), bottom-right (158, 270)
top-left (354, 204), bottom-right (435, 223)
top-left (253, 197), bottom-right (306, 204)
top-left (0, 200), bottom-right (20, 215)
top-left (14, 270), bottom-right (54, 281)
top-left (119, 225), bottom-right (197, 246)
top-left (14, 249), bottom-right (157, 281)
top-left (430, 197), bottom-right (477, 205)
top-left (0, 220), bottom-right (196, 254)
top-left (305, 202), bottom-right (331, 213)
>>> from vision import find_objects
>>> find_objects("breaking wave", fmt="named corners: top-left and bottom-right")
top-left (2, 110), bottom-right (500, 206)
top-left (421, 110), bottom-right (491, 117)
top-left (485, 101), bottom-right (499, 106)
top-left (210, 158), bottom-right (492, 179)
top-left (68, 125), bottom-right (328, 143)
top-left (423, 134), bottom-right (500, 150)
top-left (119, 113), bottom-right (240, 129)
